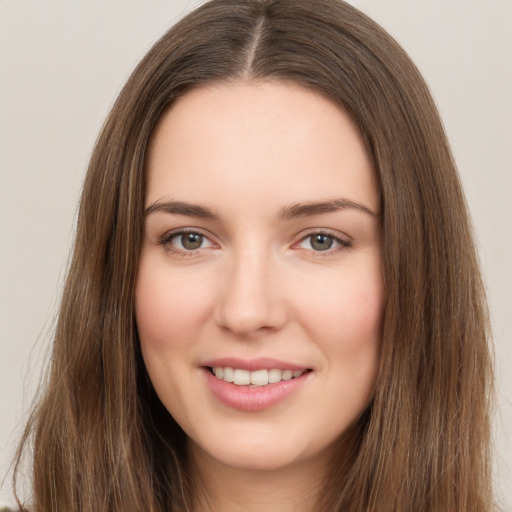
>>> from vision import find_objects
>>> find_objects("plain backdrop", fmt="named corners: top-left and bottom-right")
top-left (1, 0), bottom-right (510, 508)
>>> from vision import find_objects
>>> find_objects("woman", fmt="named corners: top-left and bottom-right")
top-left (12, 0), bottom-right (494, 511)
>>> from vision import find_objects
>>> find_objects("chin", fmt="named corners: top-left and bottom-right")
top-left (189, 427), bottom-right (331, 474)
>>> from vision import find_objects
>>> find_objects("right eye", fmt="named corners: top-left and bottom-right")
top-left (159, 229), bottom-right (215, 255)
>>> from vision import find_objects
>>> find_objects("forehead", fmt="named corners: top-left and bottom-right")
top-left (145, 80), bottom-right (378, 215)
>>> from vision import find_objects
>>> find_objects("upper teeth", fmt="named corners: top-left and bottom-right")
top-left (212, 367), bottom-right (305, 386)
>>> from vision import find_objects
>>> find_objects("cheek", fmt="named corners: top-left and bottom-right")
top-left (134, 259), bottom-right (217, 422)
top-left (295, 263), bottom-right (383, 347)
top-left (134, 260), bottom-right (214, 352)
top-left (293, 260), bottom-right (383, 405)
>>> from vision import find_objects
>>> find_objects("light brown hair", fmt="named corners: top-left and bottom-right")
top-left (13, 0), bottom-right (494, 511)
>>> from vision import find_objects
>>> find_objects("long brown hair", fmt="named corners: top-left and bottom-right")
top-left (13, 1), bottom-right (494, 511)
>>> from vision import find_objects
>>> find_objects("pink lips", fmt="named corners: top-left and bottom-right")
top-left (201, 358), bottom-right (312, 412)
top-left (202, 357), bottom-right (308, 372)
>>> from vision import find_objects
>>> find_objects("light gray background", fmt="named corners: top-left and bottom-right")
top-left (1, 0), bottom-right (510, 508)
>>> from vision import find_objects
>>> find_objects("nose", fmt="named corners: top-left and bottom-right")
top-left (213, 247), bottom-right (288, 337)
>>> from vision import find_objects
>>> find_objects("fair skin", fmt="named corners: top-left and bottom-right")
top-left (135, 81), bottom-right (383, 512)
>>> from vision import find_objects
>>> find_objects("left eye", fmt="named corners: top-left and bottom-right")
top-left (169, 232), bottom-right (213, 251)
top-left (298, 233), bottom-right (346, 252)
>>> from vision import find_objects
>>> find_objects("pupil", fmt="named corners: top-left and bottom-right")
top-left (311, 234), bottom-right (333, 251)
top-left (182, 233), bottom-right (202, 250)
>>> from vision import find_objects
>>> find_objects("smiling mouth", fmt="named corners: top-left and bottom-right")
top-left (209, 367), bottom-right (311, 387)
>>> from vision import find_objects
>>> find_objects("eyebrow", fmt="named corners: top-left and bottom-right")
top-left (277, 198), bottom-right (378, 220)
top-left (145, 198), bottom-right (378, 220)
top-left (145, 200), bottom-right (219, 219)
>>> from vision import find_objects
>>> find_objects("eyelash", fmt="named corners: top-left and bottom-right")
top-left (157, 228), bottom-right (351, 256)
top-left (158, 228), bottom-right (213, 256)
top-left (296, 230), bottom-right (351, 255)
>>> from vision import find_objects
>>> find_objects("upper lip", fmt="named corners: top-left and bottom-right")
top-left (201, 357), bottom-right (310, 372)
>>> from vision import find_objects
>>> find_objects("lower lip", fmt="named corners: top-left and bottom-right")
top-left (203, 368), bottom-right (311, 412)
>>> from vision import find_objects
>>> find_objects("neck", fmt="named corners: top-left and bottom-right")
top-left (187, 442), bottom-right (329, 512)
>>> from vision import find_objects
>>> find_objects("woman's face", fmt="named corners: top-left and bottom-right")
top-left (136, 81), bottom-right (383, 473)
